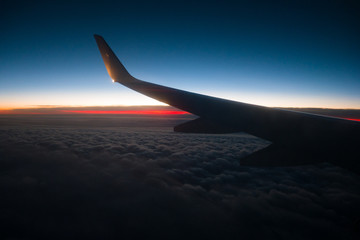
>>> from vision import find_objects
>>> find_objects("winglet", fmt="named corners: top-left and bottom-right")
top-left (94, 34), bottom-right (134, 83)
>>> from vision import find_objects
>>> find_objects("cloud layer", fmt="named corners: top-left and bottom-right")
top-left (0, 118), bottom-right (359, 240)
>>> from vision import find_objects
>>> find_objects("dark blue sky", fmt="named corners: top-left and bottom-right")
top-left (1, 0), bottom-right (359, 109)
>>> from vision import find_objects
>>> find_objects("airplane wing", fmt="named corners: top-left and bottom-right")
top-left (94, 34), bottom-right (360, 174)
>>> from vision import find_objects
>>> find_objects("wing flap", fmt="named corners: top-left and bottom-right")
top-left (174, 118), bottom-right (242, 134)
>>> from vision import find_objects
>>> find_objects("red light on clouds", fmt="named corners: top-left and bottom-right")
top-left (0, 110), bottom-right (43, 114)
top-left (0, 110), bottom-right (12, 114)
top-left (61, 110), bottom-right (189, 115)
top-left (344, 118), bottom-right (360, 122)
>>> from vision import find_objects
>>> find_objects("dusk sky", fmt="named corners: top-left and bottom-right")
top-left (2, 2), bottom-right (360, 239)
top-left (1, 0), bottom-right (360, 110)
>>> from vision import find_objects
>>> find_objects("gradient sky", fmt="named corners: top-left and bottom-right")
top-left (1, 0), bottom-right (360, 109)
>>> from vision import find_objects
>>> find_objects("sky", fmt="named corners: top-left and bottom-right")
top-left (1, 0), bottom-right (360, 110)
top-left (1, 2), bottom-right (360, 238)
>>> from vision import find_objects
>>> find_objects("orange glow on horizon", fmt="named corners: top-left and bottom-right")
top-left (61, 110), bottom-right (190, 115)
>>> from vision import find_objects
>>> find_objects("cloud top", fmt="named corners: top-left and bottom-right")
top-left (0, 120), bottom-right (359, 239)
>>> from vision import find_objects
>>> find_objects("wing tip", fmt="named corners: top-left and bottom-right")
top-left (93, 34), bottom-right (135, 83)
top-left (94, 34), bottom-right (105, 42)
top-left (93, 34), bottom-right (106, 47)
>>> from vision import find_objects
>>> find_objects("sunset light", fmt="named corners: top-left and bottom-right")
top-left (1, 1), bottom-right (360, 239)
top-left (61, 110), bottom-right (189, 115)
top-left (345, 118), bottom-right (360, 122)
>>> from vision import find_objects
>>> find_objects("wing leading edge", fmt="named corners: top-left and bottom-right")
top-left (94, 34), bottom-right (360, 174)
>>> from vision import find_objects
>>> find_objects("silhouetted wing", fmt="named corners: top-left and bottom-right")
top-left (94, 34), bottom-right (360, 173)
